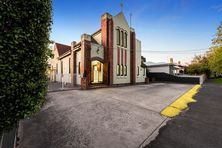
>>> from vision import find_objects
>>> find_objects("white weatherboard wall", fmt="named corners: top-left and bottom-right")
top-left (135, 40), bottom-right (146, 83)
top-left (112, 13), bottom-right (131, 84)
top-left (148, 66), bottom-right (170, 74)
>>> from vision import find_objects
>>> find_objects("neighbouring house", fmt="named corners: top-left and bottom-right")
top-left (48, 11), bottom-right (147, 89)
top-left (145, 58), bottom-right (185, 75)
top-left (48, 43), bottom-right (71, 83)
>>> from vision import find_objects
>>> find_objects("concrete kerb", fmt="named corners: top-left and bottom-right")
top-left (138, 118), bottom-right (170, 148)
top-left (159, 84), bottom-right (197, 115)
top-left (138, 84), bottom-right (195, 148)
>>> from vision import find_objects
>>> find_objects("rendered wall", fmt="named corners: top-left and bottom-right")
top-left (148, 66), bottom-right (170, 74)
top-left (135, 40), bottom-right (146, 83)
top-left (112, 13), bottom-right (131, 84)
top-left (55, 55), bottom-right (71, 83)
top-left (92, 32), bottom-right (102, 45)
top-left (76, 51), bottom-right (81, 85)
top-left (91, 43), bottom-right (104, 60)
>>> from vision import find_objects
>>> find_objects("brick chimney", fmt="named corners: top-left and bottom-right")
top-left (178, 61), bottom-right (181, 65)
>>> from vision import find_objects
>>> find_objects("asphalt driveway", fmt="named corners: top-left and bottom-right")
top-left (18, 83), bottom-right (193, 148)
top-left (145, 81), bottom-right (222, 148)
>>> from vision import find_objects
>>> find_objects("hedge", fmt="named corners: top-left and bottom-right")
top-left (0, 0), bottom-right (52, 133)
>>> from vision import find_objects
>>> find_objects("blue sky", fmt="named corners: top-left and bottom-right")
top-left (51, 0), bottom-right (222, 64)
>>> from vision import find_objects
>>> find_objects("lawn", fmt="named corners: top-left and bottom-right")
top-left (213, 78), bottom-right (222, 84)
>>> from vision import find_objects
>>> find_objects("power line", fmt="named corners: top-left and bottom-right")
top-left (141, 48), bottom-right (209, 53)
top-left (104, 47), bottom-right (209, 54)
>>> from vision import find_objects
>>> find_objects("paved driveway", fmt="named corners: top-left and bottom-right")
top-left (145, 81), bottom-right (222, 148)
top-left (18, 83), bottom-right (193, 148)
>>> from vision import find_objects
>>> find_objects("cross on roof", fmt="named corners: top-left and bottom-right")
top-left (120, 1), bottom-right (123, 12)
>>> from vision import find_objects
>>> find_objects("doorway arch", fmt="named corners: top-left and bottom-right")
top-left (91, 60), bottom-right (103, 84)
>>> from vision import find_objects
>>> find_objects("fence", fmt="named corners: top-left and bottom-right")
top-left (0, 126), bottom-right (17, 148)
top-left (147, 72), bottom-right (206, 84)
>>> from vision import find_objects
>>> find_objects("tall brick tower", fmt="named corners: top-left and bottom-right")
top-left (101, 13), bottom-right (114, 85)
top-left (130, 28), bottom-right (136, 84)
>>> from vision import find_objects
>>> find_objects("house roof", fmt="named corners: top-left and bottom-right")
top-left (55, 43), bottom-right (71, 57)
top-left (145, 61), bottom-right (186, 68)
top-left (145, 62), bottom-right (170, 67)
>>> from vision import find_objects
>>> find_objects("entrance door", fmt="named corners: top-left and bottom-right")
top-left (91, 60), bottom-right (103, 84)
top-left (93, 65), bottom-right (99, 83)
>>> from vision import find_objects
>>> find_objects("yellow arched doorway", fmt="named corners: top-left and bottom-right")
top-left (91, 60), bottom-right (103, 84)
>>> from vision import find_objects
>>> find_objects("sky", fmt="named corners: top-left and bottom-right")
top-left (51, 0), bottom-right (222, 64)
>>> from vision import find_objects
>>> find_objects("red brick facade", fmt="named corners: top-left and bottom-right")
top-left (80, 37), bottom-right (91, 89)
top-left (70, 50), bottom-right (76, 86)
top-left (130, 31), bottom-right (136, 84)
top-left (68, 12), bottom-right (145, 89)
top-left (101, 13), bottom-right (114, 85)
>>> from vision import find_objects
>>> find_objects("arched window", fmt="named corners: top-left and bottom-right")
top-left (124, 32), bottom-right (127, 48)
top-left (124, 65), bottom-right (127, 76)
top-left (116, 29), bottom-right (120, 45)
top-left (69, 58), bottom-right (71, 74)
top-left (137, 66), bottom-right (139, 76)
top-left (78, 62), bottom-right (81, 75)
top-left (56, 63), bottom-right (58, 74)
top-left (61, 61), bottom-right (63, 75)
top-left (121, 30), bottom-right (124, 46)
top-left (116, 64), bottom-right (120, 76)
top-left (120, 64), bottom-right (123, 76)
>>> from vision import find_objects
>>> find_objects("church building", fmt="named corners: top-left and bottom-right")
top-left (49, 12), bottom-right (147, 89)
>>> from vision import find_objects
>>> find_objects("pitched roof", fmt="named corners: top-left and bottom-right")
top-left (145, 62), bottom-right (172, 67)
top-left (91, 29), bottom-right (101, 36)
top-left (114, 12), bottom-right (129, 28)
top-left (55, 43), bottom-right (71, 56)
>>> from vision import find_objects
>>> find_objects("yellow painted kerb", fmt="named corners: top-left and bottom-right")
top-left (161, 85), bottom-right (201, 117)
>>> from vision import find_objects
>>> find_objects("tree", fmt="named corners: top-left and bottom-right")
top-left (185, 55), bottom-right (211, 77)
top-left (208, 22), bottom-right (222, 75)
top-left (208, 46), bottom-right (222, 75)
top-left (186, 22), bottom-right (222, 77)
top-left (0, 0), bottom-right (52, 133)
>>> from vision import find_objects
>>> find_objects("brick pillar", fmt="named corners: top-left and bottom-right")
top-left (80, 34), bottom-right (91, 90)
top-left (71, 41), bottom-right (76, 86)
top-left (101, 13), bottom-right (113, 85)
top-left (130, 29), bottom-right (136, 84)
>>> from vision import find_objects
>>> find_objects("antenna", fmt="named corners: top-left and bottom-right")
top-left (130, 13), bottom-right (132, 28)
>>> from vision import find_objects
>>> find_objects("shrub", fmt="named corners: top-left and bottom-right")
top-left (0, 0), bottom-right (52, 133)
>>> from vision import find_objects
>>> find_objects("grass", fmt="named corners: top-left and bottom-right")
top-left (161, 85), bottom-right (201, 118)
top-left (213, 78), bottom-right (222, 85)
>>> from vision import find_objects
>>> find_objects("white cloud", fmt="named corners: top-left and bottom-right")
top-left (211, 5), bottom-right (222, 12)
